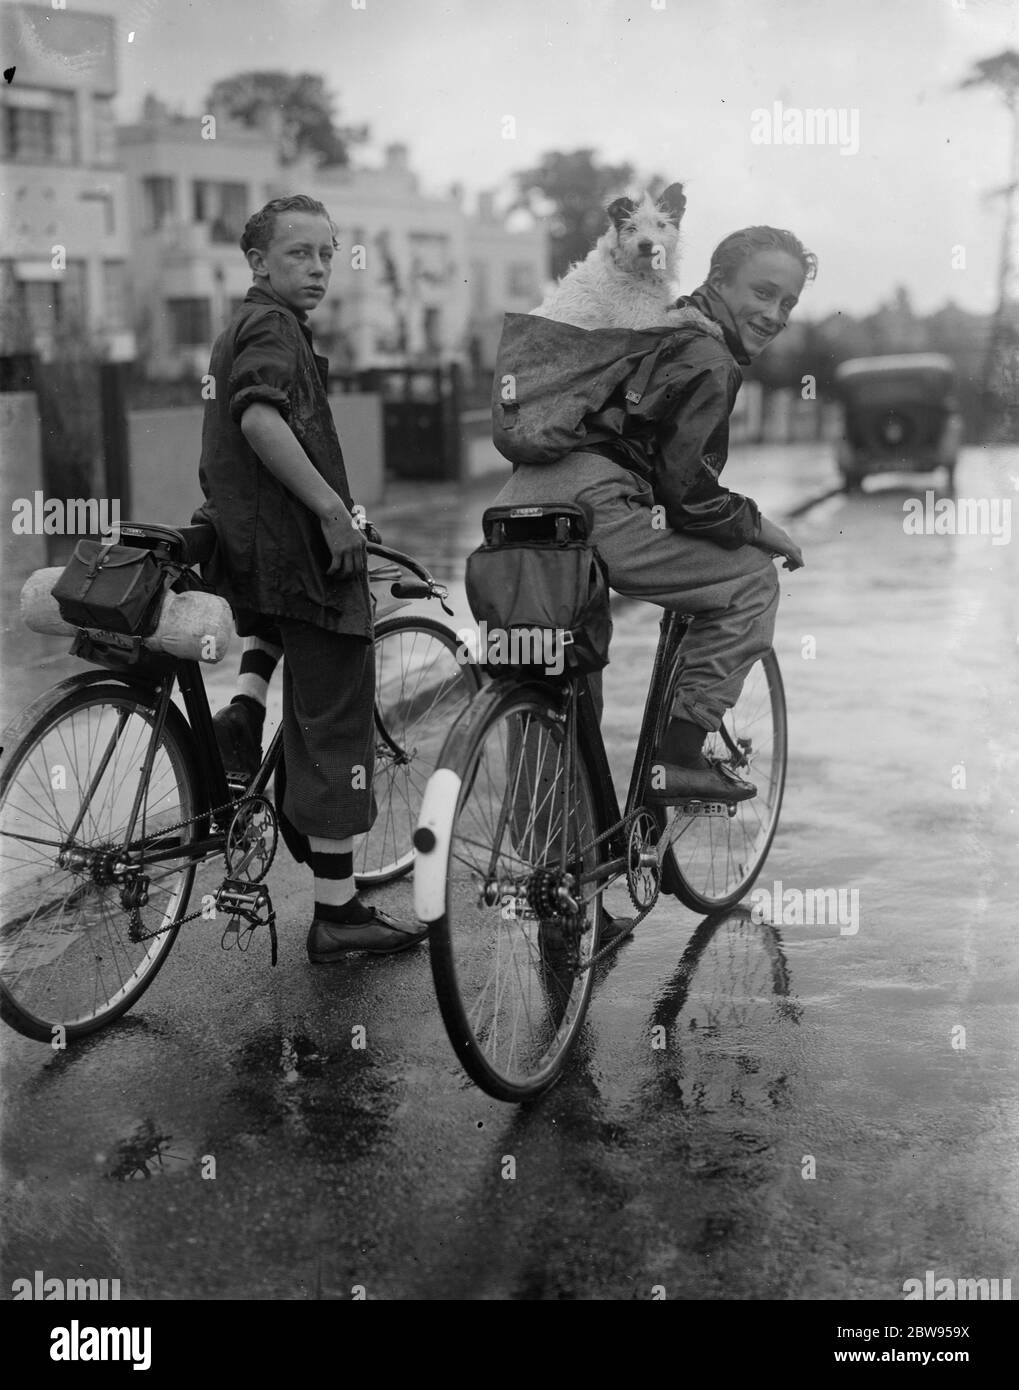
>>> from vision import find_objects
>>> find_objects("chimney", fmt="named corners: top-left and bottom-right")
top-left (385, 143), bottom-right (409, 172)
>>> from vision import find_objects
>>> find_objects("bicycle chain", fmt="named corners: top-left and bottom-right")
top-left (571, 805), bottom-right (689, 973)
top-left (564, 806), bottom-right (659, 974)
top-left (124, 793), bottom-right (269, 943)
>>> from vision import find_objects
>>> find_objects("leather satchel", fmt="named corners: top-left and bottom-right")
top-left (51, 539), bottom-right (168, 636)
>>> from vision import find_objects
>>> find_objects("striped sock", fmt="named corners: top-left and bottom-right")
top-left (236, 636), bottom-right (283, 710)
top-left (309, 835), bottom-right (356, 910)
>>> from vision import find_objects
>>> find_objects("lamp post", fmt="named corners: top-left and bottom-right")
top-left (961, 51), bottom-right (1019, 438)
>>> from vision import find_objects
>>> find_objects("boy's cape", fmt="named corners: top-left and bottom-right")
top-left (491, 312), bottom-right (725, 467)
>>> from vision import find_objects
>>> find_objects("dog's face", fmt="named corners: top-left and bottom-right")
top-left (603, 183), bottom-right (685, 277)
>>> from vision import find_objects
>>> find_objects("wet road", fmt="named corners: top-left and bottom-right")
top-left (1, 443), bottom-right (1016, 1301)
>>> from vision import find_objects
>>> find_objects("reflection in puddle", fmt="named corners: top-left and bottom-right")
top-left (107, 1118), bottom-right (193, 1180)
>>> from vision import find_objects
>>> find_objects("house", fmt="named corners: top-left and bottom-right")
top-left (0, 1), bottom-right (132, 359)
top-left (117, 106), bottom-right (547, 379)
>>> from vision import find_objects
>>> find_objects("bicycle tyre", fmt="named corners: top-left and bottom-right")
top-left (415, 678), bottom-right (605, 1102)
top-left (655, 649), bottom-right (787, 913)
top-left (0, 676), bottom-right (201, 1042)
top-left (355, 614), bottom-right (482, 887)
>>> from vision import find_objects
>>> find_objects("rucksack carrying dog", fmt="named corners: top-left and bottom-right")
top-left (464, 503), bottom-right (612, 678)
top-left (491, 312), bottom-right (677, 468)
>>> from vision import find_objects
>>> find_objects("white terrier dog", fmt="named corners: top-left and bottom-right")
top-left (531, 182), bottom-right (720, 336)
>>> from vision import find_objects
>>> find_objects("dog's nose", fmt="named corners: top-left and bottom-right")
top-left (637, 240), bottom-right (654, 255)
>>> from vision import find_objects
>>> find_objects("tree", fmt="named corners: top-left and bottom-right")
top-left (512, 149), bottom-right (642, 279)
top-left (204, 72), bottom-right (367, 167)
top-left (960, 51), bottom-right (1019, 435)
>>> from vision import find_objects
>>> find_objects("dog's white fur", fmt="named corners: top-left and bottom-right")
top-left (531, 183), bottom-right (721, 338)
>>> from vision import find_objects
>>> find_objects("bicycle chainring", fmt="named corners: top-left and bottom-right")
top-left (626, 811), bottom-right (661, 912)
top-left (224, 796), bottom-right (278, 882)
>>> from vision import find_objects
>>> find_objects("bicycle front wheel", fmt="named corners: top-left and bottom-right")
top-left (661, 649), bottom-right (787, 913)
top-left (415, 680), bottom-right (605, 1102)
top-left (356, 615), bottom-right (482, 887)
top-left (0, 678), bottom-right (200, 1042)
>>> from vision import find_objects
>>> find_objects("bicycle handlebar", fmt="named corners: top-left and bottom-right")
top-left (365, 542), bottom-right (453, 616)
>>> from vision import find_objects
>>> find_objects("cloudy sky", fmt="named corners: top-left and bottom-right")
top-left (83, 0), bottom-right (1019, 316)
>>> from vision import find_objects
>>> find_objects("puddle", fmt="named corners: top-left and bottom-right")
top-left (106, 1118), bottom-right (195, 1180)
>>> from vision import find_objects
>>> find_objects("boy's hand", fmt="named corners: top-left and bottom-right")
top-left (756, 515), bottom-right (805, 571)
top-left (320, 512), bottom-right (367, 578)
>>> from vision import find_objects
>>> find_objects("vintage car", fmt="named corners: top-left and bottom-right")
top-left (833, 353), bottom-right (963, 491)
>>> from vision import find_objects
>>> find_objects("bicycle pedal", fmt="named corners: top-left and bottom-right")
top-left (216, 878), bottom-right (269, 915)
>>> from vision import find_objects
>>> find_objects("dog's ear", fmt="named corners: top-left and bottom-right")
top-left (657, 182), bottom-right (687, 226)
top-left (606, 196), bottom-right (637, 231)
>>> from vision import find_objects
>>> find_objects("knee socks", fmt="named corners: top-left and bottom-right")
top-left (308, 835), bottom-right (373, 925)
top-left (231, 635), bottom-right (283, 740)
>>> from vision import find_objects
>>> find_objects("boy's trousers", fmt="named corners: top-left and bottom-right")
top-left (493, 453), bottom-right (780, 731)
top-left (247, 615), bottom-right (376, 840)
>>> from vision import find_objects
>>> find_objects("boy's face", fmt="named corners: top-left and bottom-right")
top-left (247, 212), bottom-right (335, 314)
top-left (711, 249), bottom-right (806, 358)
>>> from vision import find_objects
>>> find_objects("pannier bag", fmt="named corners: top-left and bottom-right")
top-left (51, 538), bottom-right (166, 636)
top-left (464, 503), bottom-right (612, 678)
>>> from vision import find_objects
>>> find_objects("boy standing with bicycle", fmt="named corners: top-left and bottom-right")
top-left (194, 194), bottom-right (427, 959)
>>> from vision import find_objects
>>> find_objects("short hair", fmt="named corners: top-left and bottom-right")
top-left (240, 195), bottom-right (338, 256)
top-left (708, 226), bottom-right (818, 284)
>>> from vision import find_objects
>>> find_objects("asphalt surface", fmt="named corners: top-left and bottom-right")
top-left (1, 442), bottom-right (1016, 1302)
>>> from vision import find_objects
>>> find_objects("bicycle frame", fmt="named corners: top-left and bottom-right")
top-left (538, 609), bottom-right (689, 902)
top-left (56, 542), bottom-right (453, 876)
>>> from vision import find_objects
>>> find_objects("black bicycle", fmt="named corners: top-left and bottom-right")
top-left (413, 506), bottom-right (787, 1102)
top-left (0, 521), bottom-right (481, 1043)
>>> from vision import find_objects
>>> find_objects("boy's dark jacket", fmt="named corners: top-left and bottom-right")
top-left (193, 283), bottom-right (371, 637)
top-left (492, 282), bottom-right (761, 548)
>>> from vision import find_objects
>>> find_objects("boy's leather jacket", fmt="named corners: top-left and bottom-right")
top-left (493, 282), bottom-right (761, 549)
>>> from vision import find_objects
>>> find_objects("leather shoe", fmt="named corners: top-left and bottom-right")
top-left (213, 702), bottom-right (262, 781)
top-left (599, 910), bottom-right (635, 945)
top-left (645, 754), bottom-right (756, 805)
top-left (306, 904), bottom-right (429, 961)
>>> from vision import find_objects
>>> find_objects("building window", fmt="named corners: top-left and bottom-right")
top-left (142, 176), bottom-right (177, 232)
top-left (469, 259), bottom-right (489, 315)
top-left (506, 263), bottom-right (537, 299)
top-left (167, 297), bottom-right (211, 348)
top-left (193, 181), bottom-right (248, 243)
top-left (103, 261), bottom-right (128, 328)
top-left (92, 95), bottom-right (115, 165)
top-left (423, 306), bottom-right (441, 354)
top-left (23, 280), bottom-right (57, 340)
top-left (408, 232), bottom-right (450, 285)
top-left (59, 260), bottom-right (88, 326)
top-left (1, 90), bottom-right (76, 163)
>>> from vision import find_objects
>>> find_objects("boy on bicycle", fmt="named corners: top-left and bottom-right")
top-left (194, 194), bottom-right (427, 959)
top-left (494, 225), bottom-right (813, 804)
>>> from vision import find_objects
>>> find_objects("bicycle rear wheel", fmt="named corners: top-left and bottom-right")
top-left (415, 680), bottom-right (605, 1102)
top-left (356, 615), bottom-right (482, 887)
top-left (0, 678), bottom-right (200, 1042)
top-left (657, 649), bottom-right (787, 913)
